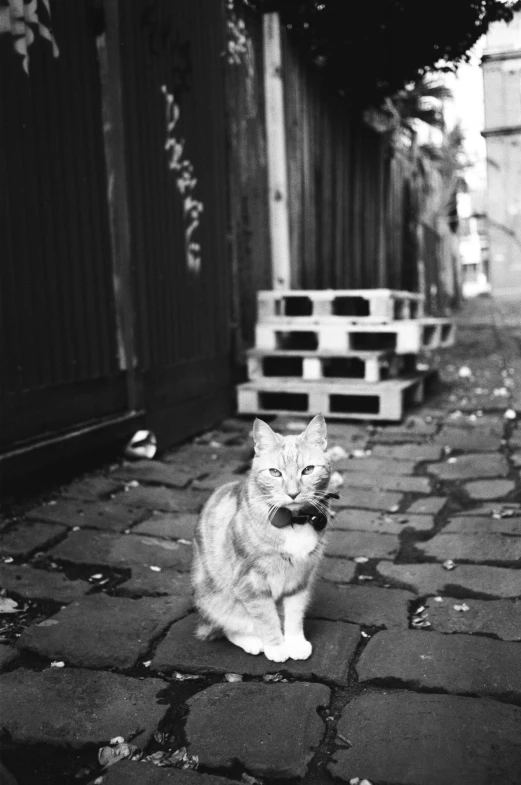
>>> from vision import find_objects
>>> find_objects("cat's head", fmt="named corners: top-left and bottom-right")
top-left (251, 415), bottom-right (331, 508)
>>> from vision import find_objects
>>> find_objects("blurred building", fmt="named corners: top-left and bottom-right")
top-left (457, 185), bottom-right (491, 298)
top-left (482, 11), bottom-right (521, 297)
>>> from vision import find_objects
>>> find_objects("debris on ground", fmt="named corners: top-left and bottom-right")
top-left (0, 598), bottom-right (21, 614)
top-left (442, 559), bottom-right (457, 571)
top-left (329, 471), bottom-right (344, 490)
top-left (98, 741), bottom-right (140, 768)
top-left (411, 605), bottom-right (431, 629)
top-left (241, 773), bottom-right (263, 785)
top-left (124, 430), bottom-right (157, 460)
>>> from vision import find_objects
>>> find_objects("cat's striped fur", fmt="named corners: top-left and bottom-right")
top-left (192, 415), bottom-right (331, 662)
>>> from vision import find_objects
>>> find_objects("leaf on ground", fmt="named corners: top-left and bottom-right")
top-left (99, 742), bottom-right (139, 768)
top-left (0, 598), bottom-right (20, 614)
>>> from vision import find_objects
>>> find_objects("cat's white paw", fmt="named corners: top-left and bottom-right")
top-left (263, 642), bottom-right (289, 662)
top-left (285, 635), bottom-right (312, 660)
top-left (227, 633), bottom-right (263, 655)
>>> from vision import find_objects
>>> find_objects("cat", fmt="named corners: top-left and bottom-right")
top-left (191, 414), bottom-right (332, 662)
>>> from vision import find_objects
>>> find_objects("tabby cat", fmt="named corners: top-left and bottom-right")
top-left (192, 414), bottom-right (332, 662)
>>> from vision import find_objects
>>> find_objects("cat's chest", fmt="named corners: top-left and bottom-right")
top-left (281, 523), bottom-right (319, 560)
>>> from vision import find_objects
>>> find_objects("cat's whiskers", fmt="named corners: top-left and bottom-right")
top-left (308, 497), bottom-right (330, 520)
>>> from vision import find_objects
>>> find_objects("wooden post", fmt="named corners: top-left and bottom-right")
top-left (263, 12), bottom-right (291, 290)
top-left (101, 0), bottom-right (139, 411)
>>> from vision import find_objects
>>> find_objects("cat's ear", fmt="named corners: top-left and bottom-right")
top-left (252, 418), bottom-right (281, 455)
top-left (301, 414), bottom-right (327, 451)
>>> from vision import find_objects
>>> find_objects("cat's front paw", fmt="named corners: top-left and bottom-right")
top-left (285, 635), bottom-right (312, 660)
top-left (263, 642), bottom-right (289, 662)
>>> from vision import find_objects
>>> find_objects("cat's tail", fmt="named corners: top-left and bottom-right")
top-left (195, 619), bottom-right (222, 641)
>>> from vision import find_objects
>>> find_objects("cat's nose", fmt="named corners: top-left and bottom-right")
top-left (287, 491), bottom-right (299, 499)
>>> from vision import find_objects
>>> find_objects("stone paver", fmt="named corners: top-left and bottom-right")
top-left (0, 522), bottom-right (66, 558)
top-left (418, 533), bottom-right (521, 563)
top-left (0, 564), bottom-right (89, 603)
top-left (427, 453), bottom-right (508, 480)
top-left (185, 682), bottom-right (330, 778)
top-left (435, 426), bottom-right (504, 452)
top-left (27, 499), bottom-right (145, 532)
top-left (335, 488), bottom-right (403, 511)
top-left (62, 476), bottom-right (123, 501)
top-left (51, 529), bottom-right (193, 571)
top-left (152, 614), bottom-right (359, 685)
top-left (329, 691), bottom-right (521, 785)
top-left (319, 557), bottom-right (357, 583)
top-left (444, 515), bottom-right (521, 535)
top-left (310, 583), bottom-right (413, 628)
top-left (111, 460), bottom-right (193, 488)
top-left (325, 530), bottom-right (399, 559)
top-left (332, 508), bottom-right (434, 533)
top-left (18, 593), bottom-right (191, 669)
top-left (376, 562), bottom-right (521, 598)
top-left (113, 486), bottom-right (209, 513)
top-left (0, 668), bottom-right (167, 747)
top-left (357, 630), bottom-right (521, 701)
top-left (335, 457), bottom-right (418, 474)
top-left (104, 763), bottom-right (232, 785)
top-left (0, 644), bottom-right (19, 672)
top-left (371, 443), bottom-right (444, 461)
top-left (339, 472), bottom-right (432, 493)
top-left (458, 503), bottom-right (521, 516)
top-left (406, 496), bottom-right (448, 515)
top-left (132, 513), bottom-right (197, 541)
top-left (116, 566), bottom-right (193, 598)
top-left (192, 472), bottom-right (244, 491)
top-left (165, 445), bottom-right (250, 475)
top-left (464, 479), bottom-right (515, 500)
top-left (0, 762), bottom-right (17, 785)
top-left (426, 596), bottom-right (521, 640)
top-left (371, 417), bottom-right (438, 442)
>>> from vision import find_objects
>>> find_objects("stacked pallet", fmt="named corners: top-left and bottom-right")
top-left (237, 289), bottom-right (455, 422)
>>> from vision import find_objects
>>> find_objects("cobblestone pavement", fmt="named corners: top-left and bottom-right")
top-left (2, 296), bottom-right (521, 785)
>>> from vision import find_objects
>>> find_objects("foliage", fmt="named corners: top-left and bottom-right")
top-left (253, 0), bottom-right (521, 104)
top-left (393, 79), bottom-right (453, 131)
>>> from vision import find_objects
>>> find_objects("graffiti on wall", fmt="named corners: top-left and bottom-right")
top-left (0, 0), bottom-right (59, 74)
top-left (161, 84), bottom-right (204, 275)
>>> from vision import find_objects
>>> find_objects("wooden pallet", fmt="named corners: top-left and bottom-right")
top-left (258, 288), bottom-right (425, 323)
top-left (255, 318), bottom-right (455, 354)
top-left (247, 349), bottom-right (418, 384)
top-left (237, 372), bottom-right (436, 422)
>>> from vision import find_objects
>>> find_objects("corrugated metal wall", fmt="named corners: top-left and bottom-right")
top-left (1, 0), bottom-right (233, 457)
top-left (118, 0), bottom-right (232, 446)
top-left (0, 0), bottom-right (126, 451)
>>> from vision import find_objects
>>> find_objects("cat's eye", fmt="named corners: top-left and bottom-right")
top-left (302, 465), bottom-right (315, 475)
top-left (269, 468), bottom-right (282, 477)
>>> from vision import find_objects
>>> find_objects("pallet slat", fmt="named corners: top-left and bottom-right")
top-left (237, 372), bottom-right (436, 422)
top-left (247, 350), bottom-right (418, 383)
top-left (258, 288), bottom-right (425, 323)
top-left (255, 318), bottom-right (455, 354)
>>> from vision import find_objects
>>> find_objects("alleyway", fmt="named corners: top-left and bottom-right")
top-left (2, 295), bottom-right (521, 785)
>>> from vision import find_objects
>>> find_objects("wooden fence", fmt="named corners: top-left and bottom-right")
top-left (227, 11), bottom-right (430, 351)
